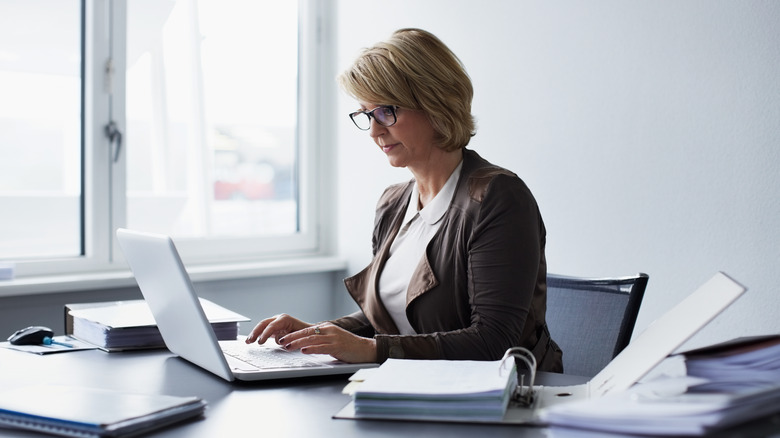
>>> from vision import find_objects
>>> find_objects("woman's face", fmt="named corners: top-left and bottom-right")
top-left (360, 102), bottom-right (438, 170)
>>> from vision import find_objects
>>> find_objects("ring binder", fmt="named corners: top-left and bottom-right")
top-left (345, 356), bottom-right (518, 422)
top-left (500, 347), bottom-right (537, 407)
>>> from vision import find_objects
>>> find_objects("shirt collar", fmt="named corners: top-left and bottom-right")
top-left (405, 160), bottom-right (463, 226)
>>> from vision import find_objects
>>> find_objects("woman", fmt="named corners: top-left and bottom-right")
top-left (246, 28), bottom-right (563, 372)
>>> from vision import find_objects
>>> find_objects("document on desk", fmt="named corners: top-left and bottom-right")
top-left (680, 334), bottom-right (780, 383)
top-left (66, 298), bottom-right (249, 351)
top-left (345, 358), bottom-right (518, 422)
top-left (540, 375), bottom-right (780, 435)
top-left (0, 385), bottom-right (206, 438)
top-left (541, 335), bottom-right (780, 435)
top-left (0, 336), bottom-right (98, 355)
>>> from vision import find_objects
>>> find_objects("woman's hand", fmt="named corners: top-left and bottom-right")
top-left (278, 323), bottom-right (377, 364)
top-left (246, 315), bottom-right (377, 364)
top-left (245, 313), bottom-right (309, 346)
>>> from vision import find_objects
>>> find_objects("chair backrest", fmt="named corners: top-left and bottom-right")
top-left (545, 272), bottom-right (648, 377)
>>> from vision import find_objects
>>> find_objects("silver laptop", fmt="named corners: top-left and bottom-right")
top-left (336, 271), bottom-right (747, 423)
top-left (116, 228), bottom-right (377, 382)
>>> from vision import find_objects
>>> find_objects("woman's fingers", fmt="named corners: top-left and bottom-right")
top-left (278, 324), bottom-right (324, 345)
top-left (279, 324), bottom-right (377, 363)
top-left (245, 314), bottom-right (308, 345)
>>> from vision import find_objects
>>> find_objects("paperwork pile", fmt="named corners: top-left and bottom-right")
top-left (683, 334), bottom-right (780, 384)
top-left (352, 358), bottom-right (518, 422)
top-left (540, 335), bottom-right (780, 435)
top-left (66, 299), bottom-right (249, 351)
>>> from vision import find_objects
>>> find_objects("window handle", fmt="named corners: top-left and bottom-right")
top-left (105, 121), bottom-right (123, 162)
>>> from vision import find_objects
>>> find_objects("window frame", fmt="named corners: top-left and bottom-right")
top-left (9, 0), bottom-right (325, 279)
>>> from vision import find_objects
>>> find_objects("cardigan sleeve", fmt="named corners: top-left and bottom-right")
top-left (329, 311), bottom-right (377, 339)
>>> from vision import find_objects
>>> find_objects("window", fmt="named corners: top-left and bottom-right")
top-left (0, 0), bottom-right (322, 278)
top-left (0, 0), bottom-right (83, 260)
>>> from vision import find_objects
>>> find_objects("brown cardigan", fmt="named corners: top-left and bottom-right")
top-left (331, 149), bottom-right (563, 372)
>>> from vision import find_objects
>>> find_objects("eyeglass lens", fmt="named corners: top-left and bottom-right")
top-left (350, 106), bottom-right (396, 130)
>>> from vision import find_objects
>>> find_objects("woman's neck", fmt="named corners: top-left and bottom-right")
top-left (410, 148), bottom-right (463, 209)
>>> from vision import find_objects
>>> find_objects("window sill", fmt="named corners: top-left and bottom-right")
top-left (0, 256), bottom-right (348, 298)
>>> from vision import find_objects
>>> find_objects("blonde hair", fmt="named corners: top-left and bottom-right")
top-left (338, 28), bottom-right (476, 151)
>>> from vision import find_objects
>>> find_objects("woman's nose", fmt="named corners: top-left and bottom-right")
top-left (368, 119), bottom-right (387, 138)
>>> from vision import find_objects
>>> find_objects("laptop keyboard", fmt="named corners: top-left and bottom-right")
top-left (223, 344), bottom-right (324, 369)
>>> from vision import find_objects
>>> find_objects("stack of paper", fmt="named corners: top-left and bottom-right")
top-left (540, 335), bottom-right (780, 435)
top-left (540, 376), bottom-right (780, 435)
top-left (683, 334), bottom-right (780, 386)
top-left (352, 358), bottom-right (517, 422)
top-left (66, 299), bottom-right (249, 351)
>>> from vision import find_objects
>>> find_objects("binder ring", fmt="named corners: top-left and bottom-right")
top-left (500, 347), bottom-right (537, 407)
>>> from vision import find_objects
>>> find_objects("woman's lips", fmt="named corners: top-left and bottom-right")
top-left (381, 143), bottom-right (398, 153)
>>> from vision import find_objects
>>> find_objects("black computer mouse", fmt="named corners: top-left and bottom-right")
top-left (7, 326), bottom-right (54, 345)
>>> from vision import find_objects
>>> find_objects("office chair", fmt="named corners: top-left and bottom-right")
top-left (545, 272), bottom-right (648, 377)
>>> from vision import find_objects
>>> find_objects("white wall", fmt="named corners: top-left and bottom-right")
top-left (333, 0), bottom-right (780, 350)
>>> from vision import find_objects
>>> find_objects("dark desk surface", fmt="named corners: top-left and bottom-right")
top-left (0, 348), bottom-right (778, 437)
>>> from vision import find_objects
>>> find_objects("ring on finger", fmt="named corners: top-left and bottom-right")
top-left (314, 327), bottom-right (321, 335)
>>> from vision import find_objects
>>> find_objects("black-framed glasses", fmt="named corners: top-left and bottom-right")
top-left (348, 105), bottom-right (399, 130)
